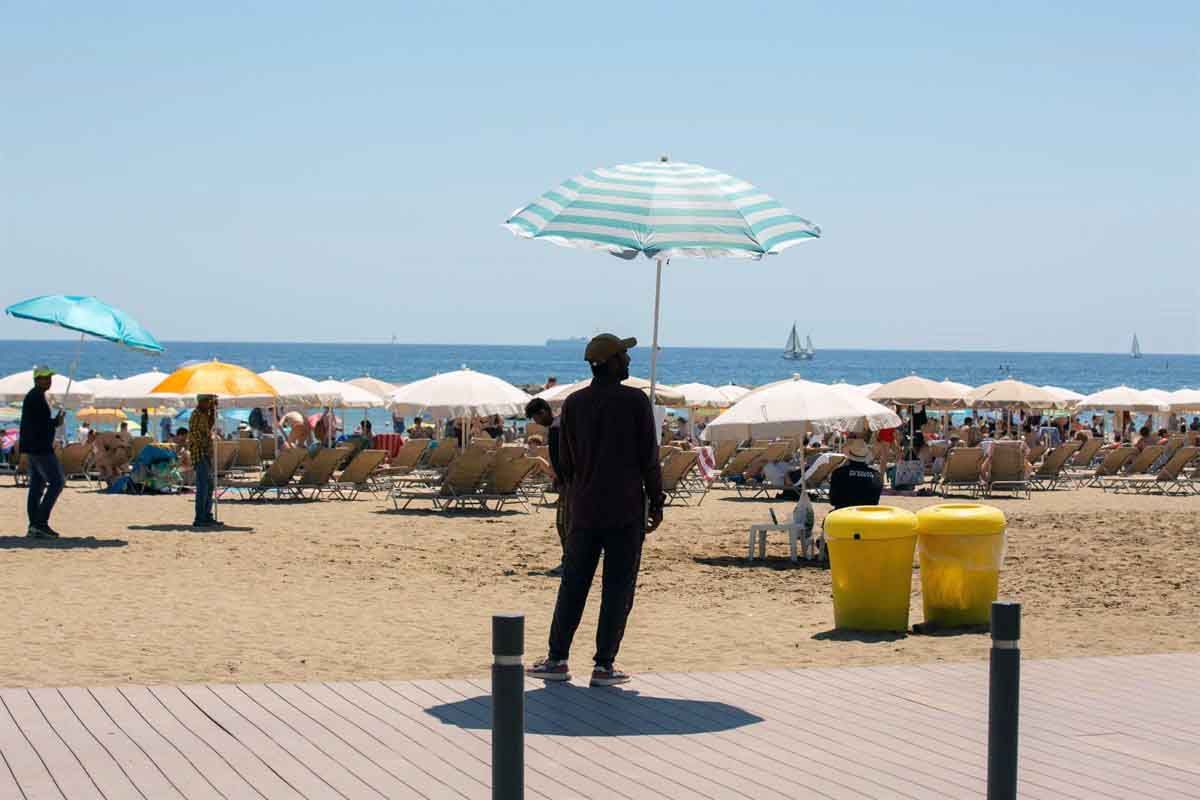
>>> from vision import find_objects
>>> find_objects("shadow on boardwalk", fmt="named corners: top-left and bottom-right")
top-left (425, 684), bottom-right (764, 736)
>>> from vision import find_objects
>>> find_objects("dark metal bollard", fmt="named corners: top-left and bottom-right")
top-left (988, 602), bottom-right (1020, 800)
top-left (492, 614), bottom-right (525, 800)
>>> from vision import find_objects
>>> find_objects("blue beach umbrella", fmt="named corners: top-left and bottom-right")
top-left (5, 294), bottom-right (163, 401)
top-left (505, 157), bottom-right (820, 396)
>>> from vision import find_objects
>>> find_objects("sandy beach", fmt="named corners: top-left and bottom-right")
top-left (1, 480), bottom-right (1196, 689)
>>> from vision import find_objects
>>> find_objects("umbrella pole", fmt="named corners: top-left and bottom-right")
top-left (648, 257), bottom-right (664, 413)
top-left (62, 331), bottom-right (85, 411)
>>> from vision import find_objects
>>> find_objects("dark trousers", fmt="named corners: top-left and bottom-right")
top-left (554, 494), bottom-right (570, 559)
top-left (548, 523), bottom-right (644, 667)
top-left (194, 457), bottom-right (214, 523)
top-left (27, 452), bottom-right (65, 528)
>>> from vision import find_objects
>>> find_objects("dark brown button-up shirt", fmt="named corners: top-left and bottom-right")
top-left (559, 379), bottom-right (665, 530)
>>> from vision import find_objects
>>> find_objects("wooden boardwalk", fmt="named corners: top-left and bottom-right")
top-left (1, 653), bottom-right (1197, 799)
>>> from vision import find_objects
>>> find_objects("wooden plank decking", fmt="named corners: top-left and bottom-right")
top-left (1, 653), bottom-right (1197, 799)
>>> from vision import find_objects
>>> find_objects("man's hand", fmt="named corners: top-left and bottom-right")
top-left (647, 507), bottom-right (663, 534)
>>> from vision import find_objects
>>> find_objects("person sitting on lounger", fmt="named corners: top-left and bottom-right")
top-left (279, 411), bottom-right (312, 449)
top-left (828, 439), bottom-right (882, 510)
top-left (1134, 425), bottom-right (1154, 452)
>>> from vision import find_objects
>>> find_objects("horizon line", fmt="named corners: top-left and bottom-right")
top-left (0, 338), bottom-right (1193, 358)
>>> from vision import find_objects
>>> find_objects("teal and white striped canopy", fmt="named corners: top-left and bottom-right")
top-left (504, 159), bottom-right (820, 261)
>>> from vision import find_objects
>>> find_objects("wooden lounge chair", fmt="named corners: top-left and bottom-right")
top-left (983, 442), bottom-right (1029, 499)
top-left (393, 448), bottom-right (495, 510)
top-left (1109, 447), bottom-right (1199, 495)
top-left (324, 449), bottom-right (389, 500)
top-left (935, 448), bottom-right (985, 497)
top-left (662, 450), bottom-right (703, 506)
top-left (1028, 442), bottom-right (1080, 491)
top-left (524, 422), bottom-right (548, 443)
top-left (259, 436), bottom-right (278, 462)
top-left (218, 447), bottom-right (308, 500)
top-left (761, 441), bottom-right (795, 463)
top-left (718, 447), bottom-right (766, 488)
top-left (214, 441), bottom-right (241, 477)
top-left (424, 440), bottom-right (460, 470)
top-left (711, 440), bottom-right (738, 472)
top-left (1076, 446), bottom-right (1136, 488)
top-left (476, 456), bottom-right (540, 512)
top-left (291, 447), bottom-right (350, 499)
top-left (1099, 445), bottom-right (1165, 491)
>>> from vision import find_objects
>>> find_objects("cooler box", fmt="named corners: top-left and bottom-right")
top-left (825, 506), bottom-right (919, 631)
top-left (915, 503), bottom-right (1007, 627)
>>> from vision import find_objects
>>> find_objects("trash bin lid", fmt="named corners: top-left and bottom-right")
top-left (825, 506), bottom-right (918, 541)
top-left (916, 503), bottom-right (1006, 536)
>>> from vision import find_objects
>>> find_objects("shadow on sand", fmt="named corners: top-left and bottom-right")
top-left (0, 536), bottom-right (127, 550)
top-left (127, 523), bottom-right (255, 533)
top-left (425, 683), bottom-right (763, 737)
top-left (811, 629), bottom-right (908, 643)
top-left (693, 555), bottom-right (826, 571)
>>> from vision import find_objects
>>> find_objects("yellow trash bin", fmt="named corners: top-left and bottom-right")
top-left (825, 506), bottom-right (919, 632)
top-left (916, 503), bottom-right (1007, 627)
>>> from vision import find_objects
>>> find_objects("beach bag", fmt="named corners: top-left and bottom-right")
top-left (892, 459), bottom-right (924, 489)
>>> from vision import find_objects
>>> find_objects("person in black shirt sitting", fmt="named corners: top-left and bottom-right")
top-left (828, 437), bottom-right (883, 510)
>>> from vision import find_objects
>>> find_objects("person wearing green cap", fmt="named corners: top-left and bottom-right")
top-left (20, 367), bottom-right (66, 538)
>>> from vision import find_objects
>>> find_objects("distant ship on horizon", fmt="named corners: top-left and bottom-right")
top-left (545, 336), bottom-right (589, 347)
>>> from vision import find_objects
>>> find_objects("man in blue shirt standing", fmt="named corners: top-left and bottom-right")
top-left (20, 367), bottom-right (66, 538)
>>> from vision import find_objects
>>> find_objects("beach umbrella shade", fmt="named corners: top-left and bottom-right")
top-left (258, 368), bottom-right (341, 407)
top-left (150, 361), bottom-right (278, 408)
top-left (75, 407), bottom-right (130, 426)
top-left (5, 295), bottom-right (163, 403)
top-left (1074, 386), bottom-right (1170, 414)
top-left (0, 370), bottom-right (95, 408)
top-left (347, 376), bottom-right (398, 398)
top-left (315, 379), bottom-right (386, 409)
top-left (672, 383), bottom-right (734, 409)
top-left (0, 407), bottom-right (21, 423)
top-left (966, 379), bottom-right (1062, 410)
top-left (1165, 388), bottom-right (1200, 413)
top-left (870, 375), bottom-right (968, 409)
top-left (534, 376), bottom-right (687, 409)
top-left (92, 369), bottom-right (185, 409)
top-left (715, 384), bottom-right (752, 404)
top-left (505, 158), bottom-right (820, 403)
top-left (388, 369), bottom-right (532, 420)
top-left (702, 377), bottom-right (901, 443)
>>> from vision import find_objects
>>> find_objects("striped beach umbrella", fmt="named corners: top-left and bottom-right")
top-left (505, 157), bottom-right (820, 397)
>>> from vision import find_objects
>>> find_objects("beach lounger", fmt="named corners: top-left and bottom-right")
top-left (1028, 442), bottom-right (1080, 491)
top-left (524, 422), bottom-right (548, 443)
top-left (1076, 446), bottom-right (1137, 488)
top-left (324, 449), bottom-right (389, 500)
top-left (1109, 446), bottom-right (1199, 495)
top-left (711, 440), bottom-right (738, 472)
top-left (392, 447), bottom-right (495, 510)
top-left (214, 441), bottom-right (241, 477)
top-left (935, 448), bottom-right (985, 497)
top-left (259, 436), bottom-right (278, 462)
top-left (288, 447), bottom-right (349, 499)
top-left (983, 441), bottom-right (1029, 499)
top-left (662, 450), bottom-right (703, 506)
top-left (718, 447), bottom-right (766, 488)
top-left (388, 439), bottom-right (431, 470)
top-left (1099, 445), bottom-right (1165, 491)
top-left (804, 454), bottom-right (847, 502)
top-left (218, 447), bottom-right (308, 500)
top-left (475, 456), bottom-right (540, 512)
top-left (59, 442), bottom-right (93, 481)
top-left (425, 440), bottom-right (460, 470)
top-left (1069, 437), bottom-right (1104, 469)
top-left (1027, 444), bottom-right (1047, 465)
top-left (234, 437), bottom-right (262, 471)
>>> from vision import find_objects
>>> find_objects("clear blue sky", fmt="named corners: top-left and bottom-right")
top-left (2, 2), bottom-right (1196, 352)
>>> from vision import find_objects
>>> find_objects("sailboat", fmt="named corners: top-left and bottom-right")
top-left (1130, 333), bottom-right (1142, 359)
top-left (783, 323), bottom-right (815, 361)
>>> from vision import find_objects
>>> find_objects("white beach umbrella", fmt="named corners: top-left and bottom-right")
top-left (1075, 386), bottom-right (1170, 414)
top-left (505, 157), bottom-right (820, 407)
top-left (535, 376), bottom-right (686, 408)
top-left (93, 369), bottom-right (185, 409)
top-left (1040, 385), bottom-right (1084, 407)
top-left (388, 369), bottom-right (532, 419)
top-left (870, 375), bottom-right (967, 409)
top-left (348, 376), bottom-right (398, 398)
top-left (669, 382), bottom-right (731, 409)
top-left (714, 384), bottom-right (752, 404)
top-left (1165, 388), bottom-right (1200, 413)
top-left (966, 379), bottom-right (1062, 410)
top-left (941, 379), bottom-right (974, 397)
top-left (315, 379), bottom-right (385, 409)
top-left (0, 370), bottom-right (94, 408)
top-left (853, 382), bottom-right (883, 395)
top-left (702, 377), bottom-right (901, 443)
top-left (259, 368), bottom-right (340, 407)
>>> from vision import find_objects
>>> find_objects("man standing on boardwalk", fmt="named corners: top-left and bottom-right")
top-left (21, 367), bottom-right (66, 538)
top-left (528, 334), bottom-right (664, 687)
